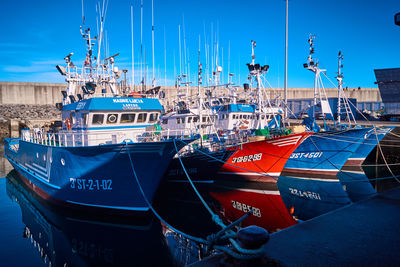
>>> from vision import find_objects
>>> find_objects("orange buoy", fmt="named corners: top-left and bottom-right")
top-left (65, 118), bottom-right (71, 130)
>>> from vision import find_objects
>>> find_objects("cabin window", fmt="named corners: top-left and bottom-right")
top-left (193, 117), bottom-right (199, 123)
top-left (149, 113), bottom-right (159, 123)
top-left (188, 117), bottom-right (192, 123)
top-left (256, 114), bottom-right (260, 120)
top-left (92, 114), bottom-right (104, 125)
top-left (261, 115), bottom-right (265, 120)
top-left (202, 117), bottom-right (207, 123)
top-left (107, 114), bottom-right (118, 124)
top-left (181, 117), bottom-right (185, 123)
top-left (137, 113), bottom-right (147, 123)
top-left (83, 114), bottom-right (88, 125)
top-left (121, 113), bottom-right (136, 123)
top-left (176, 118), bottom-right (180, 124)
top-left (162, 119), bottom-right (168, 124)
top-left (233, 114), bottom-right (237, 119)
top-left (239, 114), bottom-right (243, 119)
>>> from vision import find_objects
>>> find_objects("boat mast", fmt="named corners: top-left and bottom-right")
top-left (178, 24), bottom-right (182, 103)
top-left (247, 40), bottom-right (269, 129)
top-left (140, 0), bottom-right (143, 90)
top-left (336, 51), bottom-right (344, 124)
top-left (152, 0), bottom-right (155, 87)
top-left (198, 36), bottom-right (203, 137)
top-left (131, 5), bottom-right (134, 89)
top-left (305, 35), bottom-right (317, 121)
top-left (304, 35), bottom-right (326, 129)
top-left (164, 26), bottom-right (167, 87)
top-left (284, 0), bottom-right (289, 124)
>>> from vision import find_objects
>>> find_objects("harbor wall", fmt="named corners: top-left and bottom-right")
top-left (0, 81), bottom-right (382, 105)
top-left (0, 81), bottom-right (383, 139)
top-left (0, 82), bottom-right (67, 105)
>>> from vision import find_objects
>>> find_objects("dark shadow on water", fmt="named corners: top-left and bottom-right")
top-left (5, 170), bottom-right (180, 267)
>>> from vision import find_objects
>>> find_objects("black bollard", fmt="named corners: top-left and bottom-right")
top-left (237, 225), bottom-right (270, 250)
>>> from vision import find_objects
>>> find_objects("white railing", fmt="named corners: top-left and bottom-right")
top-left (20, 128), bottom-right (198, 147)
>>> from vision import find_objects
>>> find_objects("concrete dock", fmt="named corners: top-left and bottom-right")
top-left (194, 186), bottom-right (400, 266)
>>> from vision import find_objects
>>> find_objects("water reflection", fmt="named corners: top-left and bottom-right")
top-left (0, 144), bottom-right (13, 177)
top-left (5, 171), bottom-right (178, 267)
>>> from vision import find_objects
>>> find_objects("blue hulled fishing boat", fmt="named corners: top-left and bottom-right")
top-left (277, 36), bottom-right (386, 219)
top-left (4, 25), bottom-right (195, 215)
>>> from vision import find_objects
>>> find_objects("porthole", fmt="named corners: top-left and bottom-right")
top-left (61, 158), bottom-right (65, 166)
top-left (49, 157), bottom-right (53, 163)
top-left (43, 155), bottom-right (46, 161)
top-left (107, 114), bottom-right (118, 124)
top-left (36, 153), bottom-right (39, 159)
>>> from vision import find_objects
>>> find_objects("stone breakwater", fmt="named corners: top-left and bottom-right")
top-left (0, 104), bottom-right (60, 139)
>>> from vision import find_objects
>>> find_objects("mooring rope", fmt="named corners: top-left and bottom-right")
top-left (125, 140), bottom-right (266, 260)
top-left (172, 139), bottom-right (267, 258)
top-left (373, 127), bottom-right (400, 184)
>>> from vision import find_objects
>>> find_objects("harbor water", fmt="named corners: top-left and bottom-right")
top-left (1, 133), bottom-right (399, 266)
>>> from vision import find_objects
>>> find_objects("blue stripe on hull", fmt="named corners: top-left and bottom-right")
top-left (4, 138), bottom-right (186, 212)
top-left (277, 175), bottom-right (351, 220)
top-left (283, 128), bottom-right (372, 174)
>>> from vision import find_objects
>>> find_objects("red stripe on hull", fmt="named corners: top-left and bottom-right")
top-left (343, 158), bottom-right (365, 167)
top-left (220, 133), bottom-right (310, 182)
top-left (281, 168), bottom-right (339, 178)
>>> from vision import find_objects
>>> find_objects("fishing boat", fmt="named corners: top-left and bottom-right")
top-left (3, 25), bottom-right (195, 215)
top-left (277, 36), bottom-right (383, 219)
top-left (164, 40), bottom-right (309, 183)
top-left (162, 41), bottom-right (310, 231)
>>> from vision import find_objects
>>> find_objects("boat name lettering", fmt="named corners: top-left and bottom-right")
top-left (232, 153), bottom-right (262, 163)
top-left (168, 168), bottom-right (197, 176)
top-left (231, 200), bottom-right (261, 217)
top-left (122, 103), bottom-right (140, 110)
top-left (113, 99), bottom-right (144, 103)
top-left (69, 178), bottom-right (112, 191)
top-left (289, 152), bottom-right (323, 159)
top-left (289, 187), bottom-right (321, 200)
top-left (71, 238), bottom-right (114, 262)
top-left (76, 102), bottom-right (86, 110)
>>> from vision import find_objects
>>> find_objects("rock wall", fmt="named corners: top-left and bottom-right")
top-left (0, 104), bottom-right (60, 140)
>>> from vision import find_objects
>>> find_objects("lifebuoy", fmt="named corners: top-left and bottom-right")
top-left (65, 118), bottom-right (71, 130)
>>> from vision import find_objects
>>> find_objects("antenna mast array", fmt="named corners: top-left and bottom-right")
top-left (336, 51), bottom-right (344, 124)
top-left (303, 34), bottom-right (326, 121)
top-left (246, 40), bottom-right (270, 129)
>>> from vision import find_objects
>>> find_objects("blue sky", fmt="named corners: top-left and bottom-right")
top-left (0, 0), bottom-right (399, 88)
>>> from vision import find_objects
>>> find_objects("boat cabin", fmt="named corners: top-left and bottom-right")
top-left (60, 97), bottom-right (164, 145)
top-left (213, 104), bottom-right (282, 131)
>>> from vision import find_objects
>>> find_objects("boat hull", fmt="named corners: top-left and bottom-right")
top-left (278, 128), bottom-right (373, 220)
top-left (277, 175), bottom-right (351, 220)
top-left (219, 133), bottom-right (310, 181)
top-left (282, 128), bottom-right (373, 177)
top-left (343, 126), bottom-right (394, 167)
top-left (4, 138), bottom-right (187, 214)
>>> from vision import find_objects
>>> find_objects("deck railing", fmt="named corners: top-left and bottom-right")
top-left (21, 128), bottom-right (198, 147)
